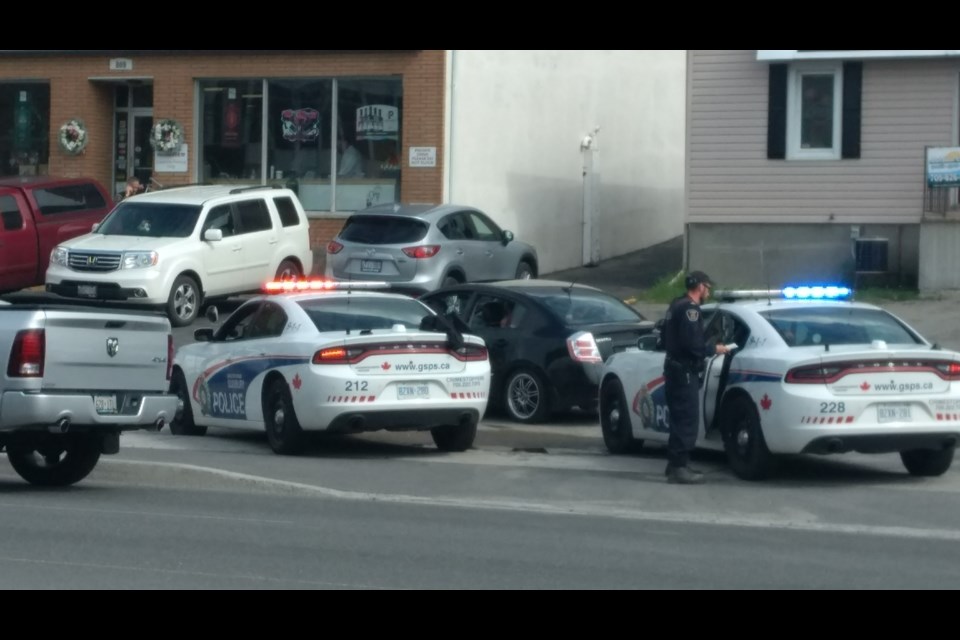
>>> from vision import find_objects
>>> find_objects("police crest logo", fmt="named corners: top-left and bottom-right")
top-left (686, 309), bottom-right (699, 321)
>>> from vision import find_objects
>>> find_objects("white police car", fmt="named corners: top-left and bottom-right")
top-left (599, 286), bottom-right (960, 480)
top-left (169, 280), bottom-right (490, 454)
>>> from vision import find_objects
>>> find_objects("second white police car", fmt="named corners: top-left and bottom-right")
top-left (599, 286), bottom-right (960, 480)
top-left (169, 280), bottom-right (490, 454)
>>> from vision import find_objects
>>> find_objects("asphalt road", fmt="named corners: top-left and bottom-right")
top-left (1, 425), bottom-right (959, 589)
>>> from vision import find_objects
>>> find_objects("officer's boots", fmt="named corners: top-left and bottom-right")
top-left (666, 465), bottom-right (705, 485)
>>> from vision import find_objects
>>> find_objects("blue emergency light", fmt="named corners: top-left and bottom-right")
top-left (781, 285), bottom-right (851, 300)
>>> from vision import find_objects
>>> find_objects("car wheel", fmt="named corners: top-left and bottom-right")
top-left (263, 378), bottom-right (305, 455)
top-left (431, 418), bottom-right (478, 452)
top-left (900, 446), bottom-right (955, 477)
top-left (442, 274), bottom-right (461, 288)
top-left (503, 368), bottom-right (551, 423)
top-left (6, 435), bottom-right (102, 487)
top-left (167, 275), bottom-right (201, 327)
top-left (722, 395), bottom-right (777, 480)
top-left (169, 369), bottom-right (207, 436)
top-left (515, 260), bottom-right (535, 279)
top-left (600, 378), bottom-right (642, 454)
top-left (275, 259), bottom-right (301, 281)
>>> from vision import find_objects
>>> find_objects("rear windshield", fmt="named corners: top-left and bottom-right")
top-left (339, 215), bottom-right (429, 244)
top-left (759, 307), bottom-right (924, 347)
top-left (299, 297), bottom-right (433, 332)
top-left (34, 184), bottom-right (107, 216)
top-left (528, 289), bottom-right (646, 325)
top-left (98, 202), bottom-right (202, 238)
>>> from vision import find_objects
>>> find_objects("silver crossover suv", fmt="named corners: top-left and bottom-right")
top-left (324, 203), bottom-right (539, 293)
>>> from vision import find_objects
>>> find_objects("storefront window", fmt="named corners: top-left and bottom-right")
top-left (0, 83), bottom-right (50, 177)
top-left (267, 79), bottom-right (333, 211)
top-left (197, 76), bottom-right (402, 212)
top-left (335, 78), bottom-right (402, 211)
top-left (199, 79), bottom-right (264, 183)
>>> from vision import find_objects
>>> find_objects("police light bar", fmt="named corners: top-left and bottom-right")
top-left (781, 285), bottom-right (851, 300)
top-left (714, 286), bottom-right (852, 301)
top-left (262, 279), bottom-right (390, 293)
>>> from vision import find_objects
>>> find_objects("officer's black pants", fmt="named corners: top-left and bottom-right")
top-left (664, 362), bottom-right (699, 468)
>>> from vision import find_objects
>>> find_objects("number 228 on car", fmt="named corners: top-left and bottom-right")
top-left (599, 286), bottom-right (960, 480)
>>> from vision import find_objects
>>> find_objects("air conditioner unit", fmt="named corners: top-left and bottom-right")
top-left (855, 238), bottom-right (889, 273)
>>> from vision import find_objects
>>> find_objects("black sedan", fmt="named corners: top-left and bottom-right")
top-left (420, 280), bottom-right (655, 423)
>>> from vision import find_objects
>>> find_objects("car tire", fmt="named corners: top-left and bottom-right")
top-left (263, 378), bottom-right (305, 455)
top-left (515, 260), bottom-right (535, 279)
top-left (503, 367), bottom-right (551, 423)
top-left (722, 394), bottom-right (777, 480)
top-left (167, 275), bottom-right (201, 327)
top-left (900, 446), bottom-right (955, 477)
top-left (169, 369), bottom-right (207, 436)
top-left (6, 435), bottom-right (102, 487)
top-left (431, 419), bottom-right (478, 452)
top-left (441, 274), bottom-right (461, 288)
top-left (600, 378), bottom-right (642, 454)
top-left (275, 259), bottom-right (301, 281)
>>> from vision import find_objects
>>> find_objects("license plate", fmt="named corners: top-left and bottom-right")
top-left (360, 260), bottom-right (382, 273)
top-left (877, 403), bottom-right (911, 423)
top-left (95, 394), bottom-right (117, 414)
top-left (398, 384), bottom-right (430, 400)
top-left (78, 284), bottom-right (97, 297)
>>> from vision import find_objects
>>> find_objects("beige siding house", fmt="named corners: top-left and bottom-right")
top-left (687, 50), bottom-right (960, 291)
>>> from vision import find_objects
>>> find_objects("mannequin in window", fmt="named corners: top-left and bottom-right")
top-left (338, 133), bottom-right (365, 178)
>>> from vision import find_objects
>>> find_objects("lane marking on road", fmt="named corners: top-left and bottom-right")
top-left (100, 459), bottom-right (960, 543)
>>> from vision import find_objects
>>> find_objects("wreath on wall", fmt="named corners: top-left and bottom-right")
top-left (150, 119), bottom-right (184, 154)
top-left (58, 118), bottom-right (88, 155)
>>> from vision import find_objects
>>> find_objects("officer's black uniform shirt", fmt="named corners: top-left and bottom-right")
top-left (662, 294), bottom-right (713, 366)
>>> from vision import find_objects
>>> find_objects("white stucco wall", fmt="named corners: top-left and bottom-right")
top-left (445, 50), bottom-right (685, 274)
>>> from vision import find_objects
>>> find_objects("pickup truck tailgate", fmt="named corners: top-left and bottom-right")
top-left (40, 310), bottom-right (170, 392)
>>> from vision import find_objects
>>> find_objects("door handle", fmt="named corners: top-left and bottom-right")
top-left (232, 246), bottom-right (242, 252)
top-left (456, 249), bottom-right (464, 255)
top-left (268, 238), bottom-right (278, 245)
top-left (485, 251), bottom-right (494, 257)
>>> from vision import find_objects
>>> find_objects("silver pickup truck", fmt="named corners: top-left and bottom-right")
top-left (0, 301), bottom-right (178, 486)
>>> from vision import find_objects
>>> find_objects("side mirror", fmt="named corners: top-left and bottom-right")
top-left (193, 328), bottom-right (215, 342)
top-left (91, 222), bottom-right (100, 233)
top-left (637, 335), bottom-right (659, 351)
top-left (502, 229), bottom-right (514, 245)
top-left (205, 306), bottom-right (219, 324)
top-left (204, 228), bottom-right (223, 242)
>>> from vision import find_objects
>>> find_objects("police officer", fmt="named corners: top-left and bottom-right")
top-left (661, 270), bottom-right (730, 484)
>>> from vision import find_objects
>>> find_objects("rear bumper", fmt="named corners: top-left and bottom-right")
top-left (322, 408), bottom-right (480, 433)
top-left (802, 432), bottom-right (960, 454)
top-left (0, 391), bottom-right (179, 431)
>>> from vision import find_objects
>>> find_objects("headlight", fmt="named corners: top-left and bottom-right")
top-left (50, 247), bottom-right (69, 267)
top-left (122, 251), bottom-right (159, 269)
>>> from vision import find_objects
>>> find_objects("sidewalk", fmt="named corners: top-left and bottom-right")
top-left (542, 236), bottom-right (683, 306)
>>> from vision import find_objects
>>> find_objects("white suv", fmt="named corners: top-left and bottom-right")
top-left (46, 185), bottom-right (313, 326)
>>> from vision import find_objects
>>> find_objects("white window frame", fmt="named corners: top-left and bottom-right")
top-left (786, 63), bottom-right (843, 160)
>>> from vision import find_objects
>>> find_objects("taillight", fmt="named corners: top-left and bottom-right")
top-left (567, 331), bottom-right (602, 363)
top-left (935, 362), bottom-right (960, 380)
top-left (327, 240), bottom-right (344, 254)
top-left (785, 364), bottom-right (843, 384)
top-left (451, 345), bottom-right (488, 361)
top-left (7, 329), bottom-right (45, 377)
top-left (312, 346), bottom-right (365, 364)
top-left (167, 334), bottom-right (174, 380)
top-left (402, 245), bottom-right (440, 259)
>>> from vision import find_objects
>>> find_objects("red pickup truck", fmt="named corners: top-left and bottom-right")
top-left (0, 176), bottom-right (113, 294)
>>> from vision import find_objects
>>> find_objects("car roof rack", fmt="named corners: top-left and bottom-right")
top-left (228, 185), bottom-right (285, 195)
